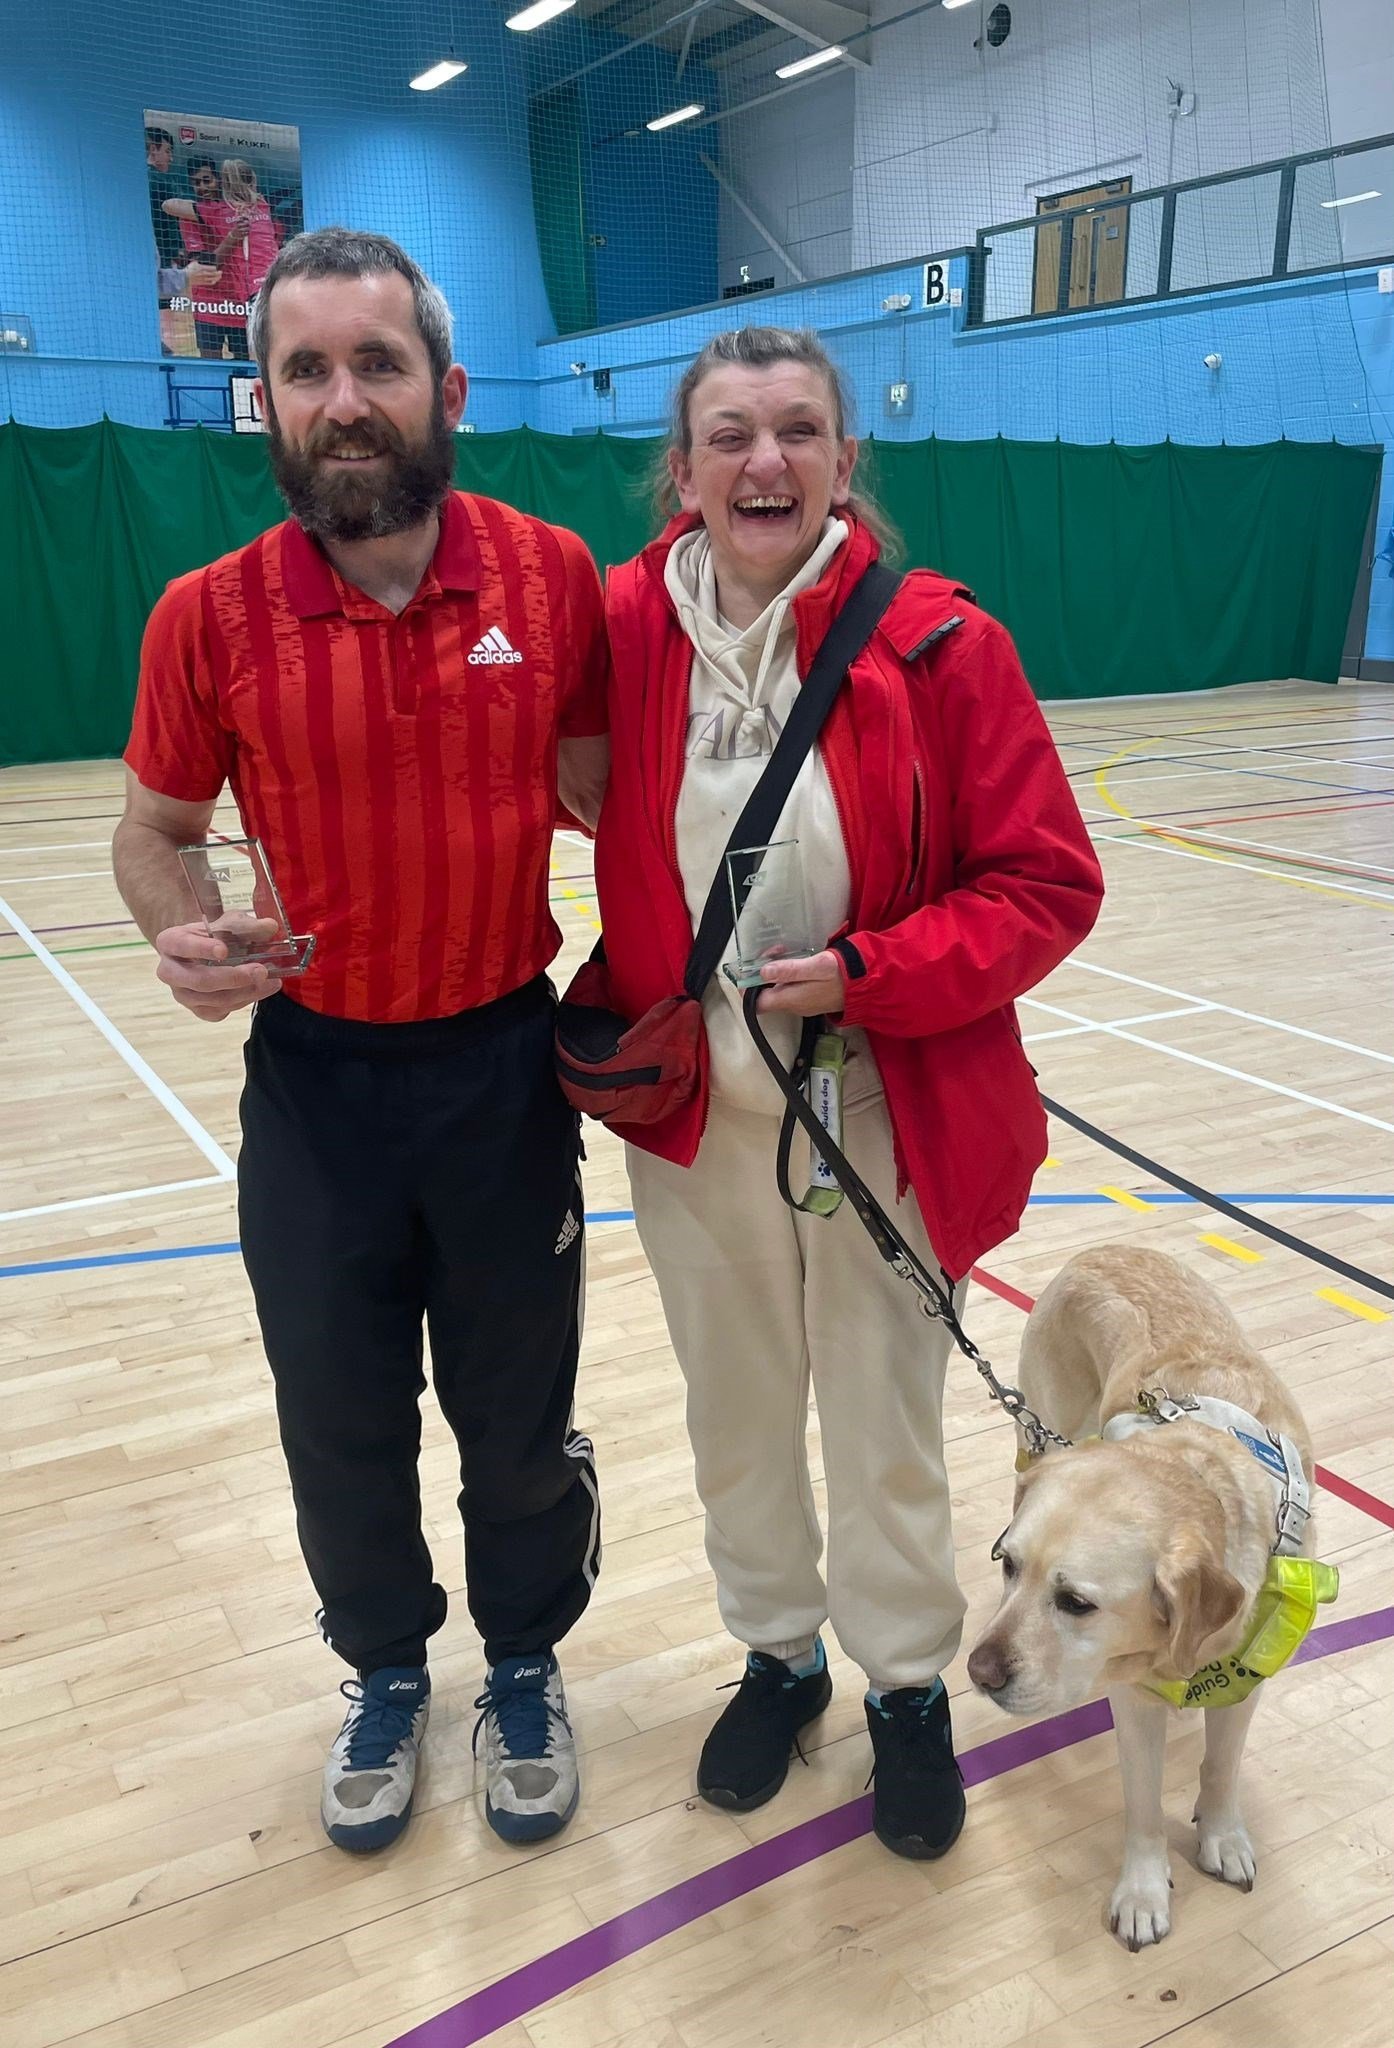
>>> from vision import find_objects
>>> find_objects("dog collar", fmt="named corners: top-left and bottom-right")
top-left (1142, 1555), bottom-right (1339, 1709)
top-left (1099, 1389), bottom-right (1336, 1708)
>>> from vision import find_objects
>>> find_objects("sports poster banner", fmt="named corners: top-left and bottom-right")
top-left (144, 111), bottom-right (302, 361)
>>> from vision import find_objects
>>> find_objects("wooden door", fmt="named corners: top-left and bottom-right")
top-left (1033, 178), bottom-right (1132, 313)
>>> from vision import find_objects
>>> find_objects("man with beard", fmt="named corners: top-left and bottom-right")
top-left (113, 229), bottom-right (609, 1855)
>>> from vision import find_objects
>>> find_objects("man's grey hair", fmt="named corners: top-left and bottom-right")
top-left (249, 227), bottom-right (454, 381)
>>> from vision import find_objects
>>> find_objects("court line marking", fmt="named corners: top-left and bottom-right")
top-left (1177, 795), bottom-right (1394, 828)
top-left (0, 841), bottom-right (111, 857)
top-left (6, 1197), bottom-right (1393, 1278)
top-left (1095, 733), bottom-right (1394, 768)
top-left (1315, 1288), bottom-right (1389, 1325)
top-left (1067, 959), bottom-right (1394, 1068)
top-left (1023, 1003), bottom-right (1209, 1044)
top-left (1064, 733), bottom-right (1391, 770)
top-left (0, 1211), bottom-right (638, 1279)
top-left (0, 868), bottom-right (116, 886)
top-left (385, 1604), bottom-right (1394, 2048)
top-left (1090, 735), bottom-right (1394, 907)
top-left (1019, 994), bottom-right (1394, 1134)
top-left (969, 1266), bottom-right (1394, 1517)
top-left (1199, 1233), bottom-right (1266, 1265)
top-left (0, 939), bottom-right (148, 966)
top-left (1091, 821), bottom-right (1394, 907)
top-left (1119, 821), bottom-right (1394, 890)
top-left (1120, 823), bottom-right (1394, 887)
top-left (1098, 1185), bottom-right (1155, 1212)
top-left (0, 890), bottom-right (237, 1180)
top-left (1082, 764), bottom-right (1380, 796)
top-left (1048, 702), bottom-right (1382, 733)
top-left (0, 918), bottom-right (136, 938)
top-left (0, 1177), bottom-right (227, 1227)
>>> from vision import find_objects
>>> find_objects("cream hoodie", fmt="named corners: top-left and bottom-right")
top-left (665, 519), bottom-right (882, 1117)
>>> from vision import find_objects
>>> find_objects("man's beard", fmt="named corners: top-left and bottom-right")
top-left (267, 391), bottom-right (455, 542)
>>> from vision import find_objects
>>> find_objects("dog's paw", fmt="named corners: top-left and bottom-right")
top-left (1109, 1860), bottom-right (1173, 1951)
top-left (1196, 1815), bottom-right (1257, 1892)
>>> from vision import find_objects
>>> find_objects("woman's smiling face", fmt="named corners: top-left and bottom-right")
top-left (669, 361), bottom-right (856, 597)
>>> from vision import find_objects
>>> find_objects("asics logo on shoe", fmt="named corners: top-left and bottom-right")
top-left (514, 1664), bottom-right (544, 1680)
top-left (554, 1211), bottom-right (580, 1256)
top-left (387, 1679), bottom-right (420, 1692)
top-left (468, 626), bottom-right (524, 666)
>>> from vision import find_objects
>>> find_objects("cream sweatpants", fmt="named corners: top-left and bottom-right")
top-left (626, 1092), bottom-right (966, 1691)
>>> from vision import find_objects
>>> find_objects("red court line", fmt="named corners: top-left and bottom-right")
top-left (1186, 796), bottom-right (1394, 829)
top-left (1133, 821), bottom-right (1394, 886)
top-left (1314, 1468), bottom-right (1394, 1532)
top-left (969, 1265), bottom-right (1035, 1314)
top-left (971, 1264), bottom-right (1394, 1524)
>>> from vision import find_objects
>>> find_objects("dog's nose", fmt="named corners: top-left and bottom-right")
top-left (967, 1641), bottom-right (1011, 1694)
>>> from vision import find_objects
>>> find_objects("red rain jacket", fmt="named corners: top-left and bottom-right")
top-left (593, 514), bottom-right (1105, 1278)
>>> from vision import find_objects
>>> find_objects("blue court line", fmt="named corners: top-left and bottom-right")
top-left (3, 1196), bottom-right (1390, 1281)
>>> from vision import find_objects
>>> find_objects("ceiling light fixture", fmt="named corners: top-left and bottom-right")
top-left (1320, 189), bottom-right (1381, 208)
top-left (409, 59), bottom-right (468, 91)
top-left (775, 47), bottom-right (845, 79)
top-left (647, 103), bottom-right (705, 131)
top-left (507, 0), bottom-right (576, 30)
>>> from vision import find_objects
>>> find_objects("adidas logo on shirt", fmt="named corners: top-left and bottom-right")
top-left (468, 625), bottom-right (524, 666)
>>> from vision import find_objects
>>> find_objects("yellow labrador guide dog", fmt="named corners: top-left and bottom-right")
top-left (967, 1246), bottom-right (1337, 1950)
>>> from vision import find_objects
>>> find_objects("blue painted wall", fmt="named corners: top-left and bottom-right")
top-left (530, 259), bottom-right (1392, 660)
top-left (1, 3), bottom-right (1386, 657)
top-left (0, 0), bottom-right (553, 429)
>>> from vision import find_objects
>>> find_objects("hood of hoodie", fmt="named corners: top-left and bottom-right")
top-left (662, 518), bottom-right (850, 718)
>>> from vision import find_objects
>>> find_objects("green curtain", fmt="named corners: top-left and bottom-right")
top-left (860, 438), bottom-right (1379, 704)
top-left (527, 85), bottom-right (596, 338)
top-left (0, 422), bottom-right (1378, 767)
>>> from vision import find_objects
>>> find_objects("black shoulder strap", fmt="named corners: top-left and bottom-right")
top-left (683, 559), bottom-right (901, 1000)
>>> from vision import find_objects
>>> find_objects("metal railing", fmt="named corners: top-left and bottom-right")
top-left (966, 131), bottom-right (1394, 329)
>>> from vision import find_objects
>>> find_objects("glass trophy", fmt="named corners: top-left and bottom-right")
top-left (722, 840), bottom-right (818, 988)
top-left (177, 836), bottom-right (316, 975)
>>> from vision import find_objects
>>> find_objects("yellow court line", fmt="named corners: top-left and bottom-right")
top-left (1315, 1288), bottom-right (1390, 1324)
top-left (1090, 738), bottom-right (1381, 908)
top-left (1042, 1155), bottom-right (1061, 1168)
top-left (549, 856), bottom-right (603, 935)
top-left (1199, 1232), bottom-right (1265, 1264)
top-left (1098, 1185), bottom-right (1155, 1212)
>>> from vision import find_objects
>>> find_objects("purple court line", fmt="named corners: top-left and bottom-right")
top-left (0, 917), bottom-right (134, 941)
top-left (387, 1605), bottom-right (1394, 2048)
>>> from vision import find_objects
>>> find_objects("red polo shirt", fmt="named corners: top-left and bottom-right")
top-left (126, 490), bottom-right (608, 1023)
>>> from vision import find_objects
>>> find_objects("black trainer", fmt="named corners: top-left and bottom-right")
top-left (697, 1645), bottom-right (833, 1812)
top-left (865, 1679), bottom-right (966, 1859)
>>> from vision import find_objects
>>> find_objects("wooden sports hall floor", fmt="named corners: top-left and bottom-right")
top-left (1, 679), bottom-right (1391, 2048)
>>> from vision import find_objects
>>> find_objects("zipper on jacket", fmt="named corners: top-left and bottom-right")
top-left (908, 764), bottom-right (926, 901)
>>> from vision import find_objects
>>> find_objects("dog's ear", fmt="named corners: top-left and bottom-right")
top-left (1152, 1525), bottom-right (1248, 1679)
